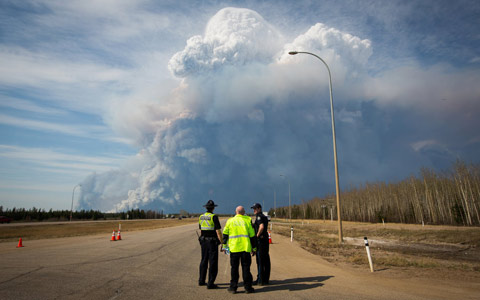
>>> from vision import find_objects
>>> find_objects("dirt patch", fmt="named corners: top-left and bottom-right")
top-left (271, 220), bottom-right (480, 279)
top-left (344, 236), bottom-right (479, 263)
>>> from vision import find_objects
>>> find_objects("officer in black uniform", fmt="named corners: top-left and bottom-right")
top-left (198, 200), bottom-right (222, 289)
top-left (251, 203), bottom-right (270, 285)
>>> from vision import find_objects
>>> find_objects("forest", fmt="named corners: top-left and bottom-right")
top-left (0, 207), bottom-right (165, 221)
top-left (271, 160), bottom-right (480, 226)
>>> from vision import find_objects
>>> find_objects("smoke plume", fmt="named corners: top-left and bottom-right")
top-left (77, 7), bottom-right (479, 213)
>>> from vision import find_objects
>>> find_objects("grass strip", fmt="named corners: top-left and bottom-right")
top-left (271, 220), bottom-right (480, 272)
top-left (0, 219), bottom-right (197, 242)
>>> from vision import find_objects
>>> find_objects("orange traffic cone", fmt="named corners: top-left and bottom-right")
top-left (268, 231), bottom-right (272, 244)
top-left (117, 230), bottom-right (122, 241)
top-left (17, 238), bottom-right (24, 248)
top-left (110, 230), bottom-right (116, 241)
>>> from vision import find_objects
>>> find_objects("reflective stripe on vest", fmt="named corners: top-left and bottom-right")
top-left (229, 234), bottom-right (250, 239)
top-left (199, 212), bottom-right (215, 230)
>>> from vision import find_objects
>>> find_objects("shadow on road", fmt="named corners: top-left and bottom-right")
top-left (254, 275), bottom-right (334, 293)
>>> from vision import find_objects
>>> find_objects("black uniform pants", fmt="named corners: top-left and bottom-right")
top-left (230, 251), bottom-right (253, 290)
top-left (199, 239), bottom-right (218, 285)
top-left (256, 240), bottom-right (271, 283)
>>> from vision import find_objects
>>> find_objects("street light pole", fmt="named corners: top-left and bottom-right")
top-left (70, 184), bottom-right (81, 221)
top-left (279, 174), bottom-right (291, 220)
top-left (288, 51), bottom-right (343, 243)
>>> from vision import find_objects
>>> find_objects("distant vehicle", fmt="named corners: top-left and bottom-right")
top-left (0, 216), bottom-right (12, 223)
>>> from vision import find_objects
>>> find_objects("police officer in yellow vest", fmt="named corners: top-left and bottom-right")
top-left (198, 200), bottom-right (222, 289)
top-left (222, 206), bottom-right (257, 294)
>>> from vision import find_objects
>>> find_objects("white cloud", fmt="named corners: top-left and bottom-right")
top-left (0, 144), bottom-right (133, 210)
top-left (337, 109), bottom-right (362, 124)
top-left (365, 64), bottom-right (480, 113)
top-left (0, 0), bottom-right (176, 119)
top-left (411, 140), bottom-right (437, 152)
top-left (470, 57), bottom-right (480, 63)
top-left (0, 113), bottom-right (82, 135)
top-left (0, 47), bottom-right (129, 86)
top-left (0, 46), bottom-right (135, 116)
top-left (168, 7), bottom-right (283, 77)
top-left (0, 145), bottom-right (128, 172)
top-left (33, 0), bottom-right (171, 43)
top-left (0, 96), bottom-right (66, 115)
top-left (0, 182), bottom-right (76, 193)
top-left (247, 109), bottom-right (265, 122)
top-left (177, 147), bottom-right (207, 164)
top-left (0, 113), bottom-right (125, 143)
top-left (279, 23), bottom-right (372, 66)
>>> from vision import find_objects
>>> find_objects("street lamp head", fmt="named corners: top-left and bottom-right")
top-left (288, 51), bottom-right (298, 55)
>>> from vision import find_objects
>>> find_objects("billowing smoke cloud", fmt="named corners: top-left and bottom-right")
top-left (77, 7), bottom-right (480, 213)
top-left (168, 8), bottom-right (283, 77)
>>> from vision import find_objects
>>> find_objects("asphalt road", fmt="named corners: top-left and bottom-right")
top-left (0, 222), bottom-right (478, 299)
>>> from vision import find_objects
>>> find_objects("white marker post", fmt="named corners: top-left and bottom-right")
top-left (291, 226), bottom-right (294, 242)
top-left (364, 237), bottom-right (374, 272)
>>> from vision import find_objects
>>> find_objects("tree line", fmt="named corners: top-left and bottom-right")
top-left (270, 160), bottom-right (480, 226)
top-left (0, 207), bottom-right (165, 221)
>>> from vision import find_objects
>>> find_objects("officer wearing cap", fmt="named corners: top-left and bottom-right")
top-left (198, 200), bottom-right (222, 289)
top-left (251, 203), bottom-right (270, 285)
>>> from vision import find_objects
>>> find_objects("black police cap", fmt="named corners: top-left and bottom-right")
top-left (251, 203), bottom-right (262, 209)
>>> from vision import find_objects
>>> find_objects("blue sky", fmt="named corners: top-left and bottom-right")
top-left (1, 0), bottom-right (479, 213)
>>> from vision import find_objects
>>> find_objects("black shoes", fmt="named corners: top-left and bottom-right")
top-left (198, 282), bottom-right (206, 286)
top-left (253, 279), bottom-right (269, 286)
top-left (227, 286), bottom-right (253, 293)
top-left (253, 280), bottom-right (268, 286)
top-left (207, 284), bottom-right (218, 289)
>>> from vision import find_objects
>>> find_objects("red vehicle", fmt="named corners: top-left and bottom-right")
top-left (0, 216), bottom-right (12, 223)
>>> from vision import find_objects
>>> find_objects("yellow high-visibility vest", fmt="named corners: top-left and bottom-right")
top-left (223, 214), bottom-right (255, 252)
top-left (199, 212), bottom-right (215, 230)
